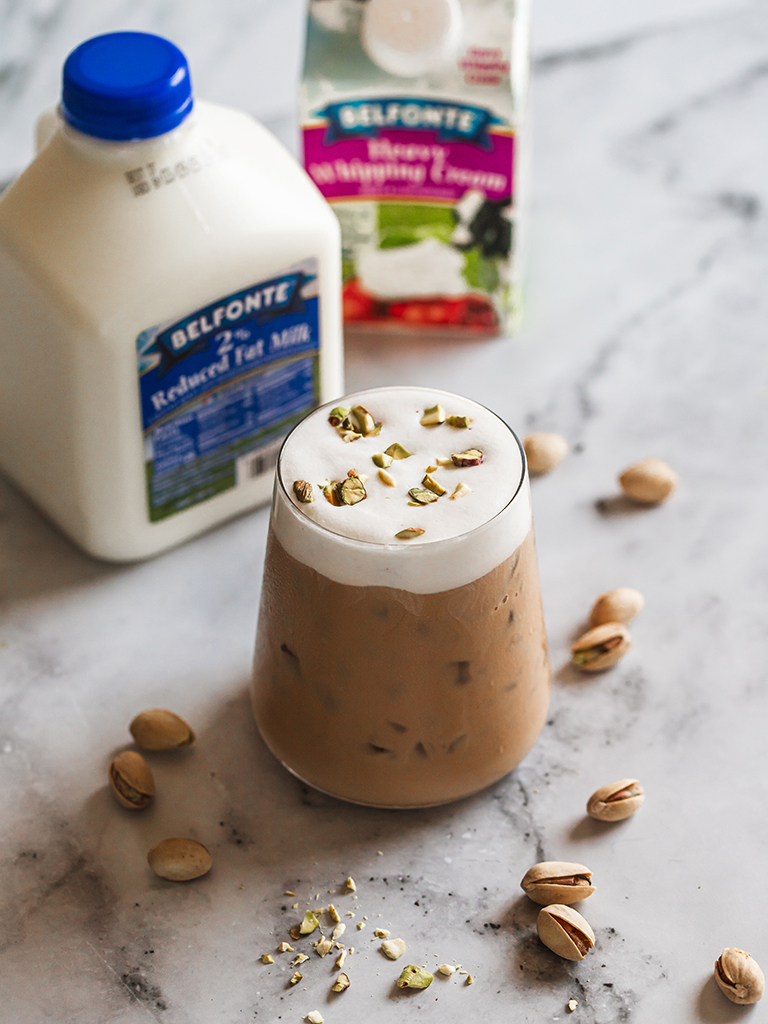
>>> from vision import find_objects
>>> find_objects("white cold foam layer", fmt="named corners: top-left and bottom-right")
top-left (358, 237), bottom-right (467, 299)
top-left (275, 387), bottom-right (531, 593)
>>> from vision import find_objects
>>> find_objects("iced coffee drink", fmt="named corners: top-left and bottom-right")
top-left (251, 387), bottom-right (550, 807)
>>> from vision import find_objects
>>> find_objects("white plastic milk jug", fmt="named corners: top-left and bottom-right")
top-left (0, 31), bottom-right (343, 561)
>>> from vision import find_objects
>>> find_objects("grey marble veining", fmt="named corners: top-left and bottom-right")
top-left (1, 1), bottom-right (768, 1022)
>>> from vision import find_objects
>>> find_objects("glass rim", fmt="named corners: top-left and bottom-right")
top-left (274, 386), bottom-right (528, 552)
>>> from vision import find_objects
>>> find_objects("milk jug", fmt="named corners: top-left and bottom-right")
top-left (0, 31), bottom-right (343, 561)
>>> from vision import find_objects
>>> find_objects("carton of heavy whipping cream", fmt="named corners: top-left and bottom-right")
top-left (300, 0), bottom-right (530, 336)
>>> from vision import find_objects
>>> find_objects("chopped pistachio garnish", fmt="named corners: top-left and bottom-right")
top-left (397, 965), bottom-right (434, 990)
top-left (260, 953), bottom-right (274, 964)
top-left (451, 448), bottom-right (484, 467)
top-left (395, 527), bottom-right (425, 540)
top-left (422, 473), bottom-right (447, 496)
top-left (277, 942), bottom-right (294, 953)
top-left (299, 911), bottom-right (320, 935)
top-left (315, 936), bottom-right (334, 957)
top-left (372, 452), bottom-right (394, 469)
top-left (449, 482), bottom-right (473, 500)
top-left (420, 403), bottom-right (446, 426)
top-left (567, 999), bottom-right (579, 1012)
top-left (306, 1010), bottom-right (324, 1023)
top-left (356, 921), bottom-right (365, 931)
top-left (438, 964), bottom-right (456, 976)
top-left (328, 406), bottom-right (349, 427)
top-left (323, 482), bottom-right (344, 506)
top-left (284, 891), bottom-right (296, 897)
top-left (466, 974), bottom-right (474, 985)
top-left (446, 414), bottom-right (472, 428)
top-left (328, 904), bottom-right (341, 922)
top-left (381, 938), bottom-right (407, 960)
top-left (331, 972), bottom-right (351, 993)
top-left (293, 480), bottom-right (314, 503)
top-left (340, 475), bottom-right (367, 505)
top-left (338, 428), bottom-right (362, 443)
top-left (291, 953), bottom-right (309, 966)
top-left (335, 948), bottom-right (347, 969)
top-left (436, 456), bottom-right (454, 467)
top-left (408, 487), bottom-right (438, 505)
top-left (348, 404), bottom-right (377, 436)
top-left (345, 877), bottom-right (357, 893)
top-left (374, 928), bottom-right (390, 938)
top-left (332, 923), bottom-right (346, 941)
top-left (378, 469), bottom-right (396, 487)
top-left (384, 442), bottom-right (412, 460)
top-left (289, 971), bottom-right (302, 985)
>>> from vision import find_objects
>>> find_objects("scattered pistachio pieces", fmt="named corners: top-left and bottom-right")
top-left (438, 964), bottom-right (456, 976)
top-left (328, 904), bottom-right (341, 922)
top-left (466, 974), bottom-right (474, 986)
top-left (109, 750), bottom-right (154, 810)
top-left (260, 954), bottom-right (274, 964)
top-left (715, 948), bottom-right (765, 1004)
top-left (521, 861), bottom-right (595, 905)
top-left (289, 971), bottom-right (302, 985)
top-left (395, 527), bottom-right (425, 540)
top-left (446, 414), bottom-right (471, 428)
top-left (345, 876), bottom-right (357, 893)
top-left (315, 937), bottom-right (334, 957)
top-left (293, 480), bottom-right (314, 503)
top-left (397, 965), bottom-right (434, 990)
top-left (331, 973), bottom-right (351, 993)
top-left (146, 838), bottom-right (212, 881)
top-left (306, 1011), bottom-right (324, 1023)
top-left (587, 779), bottom-right (645, 821)
top-left (291, 953), bottom-right (309, 967)
top-left (589, 587), bottom-right (645, 627)
top-left (374, 928), bottom-right (390, 938)
top-left (323, 482), bottom-right (344, 506)
top-left (372, 452), bottom-right (394, 469)
top-left (129, 708), bottom-right (195, 750)
top-left (381, 938), bottom-right (407, 960)
top-left (356, 922), bottom-right (365, 931)
top-left (408, 487), bottom-right (438, 505)
top-left (422, 473), bottom-right (447, 496)
top-left (567, 998), bottom-right (579, 1012)
top-left (277, 942), bottom-right (294, 953)
top-left (425, 464), bottom-right (438, 473)
top-left (420, 403), bottom-right (446, 426)
top-left (284, 891), bottom-right (296, 897)
top-left (571, 622), bottom-right (632, 672)
top-left (619, 457), bottom-right (677, 504)
top-left (449, 482), bottom-right (473, 500)
top-left (385, 443), bottom-right (412, 460)
top-left (335, 949), bottom-right (347, 969)
top-left (332, 923), bottom-right (346, 941)
top-left (338, 428), bottom-right (362, 443)
top-left (289, 926), bottom-right (302, 940)
top-left (328, 406), bottom-right (349, 427)
top-left (348, 404), bottom-right (376, 436)
top-left (435, 456), bottom-right (454, 467)
top-left (299, 911), bottom-right (320, 935)
top-left (378, 469), bottom-right (396, 487)
top-left (537, 905), bottom-right (595, 961)
top-left (523, 432), bottom-right (569, 476)
top-left (450, 448), bottom-right (483, 467)
top-left (340, 475), bottom-right (367, 505)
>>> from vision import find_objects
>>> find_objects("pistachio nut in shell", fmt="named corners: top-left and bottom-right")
top-left (109, 750), bottom-right (154, 810)
top-left (523, 432), bottom-right (569, 476)
top-left (537, 905), bottom-right (595, 962)
top-left (587, 779), bottom-right (645, 822)
top-left (147, 838), bottom-right (212, 881)
top-left (520, 861), bottom-right (594, 905)
top-left (618, 457), bottom-right (677, 504)
top-left (571, 622), bottom-right (631, 672)
top-left (589, 587), bottom-right (645, 627)
top-left (130, 708), bottom-right (195, 751)
top-left (715, 948), bottom-right (765, 1004)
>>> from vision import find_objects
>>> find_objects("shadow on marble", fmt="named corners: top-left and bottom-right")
top-left (594, 494), bottom-right (652, 517)
top-left (696, 976), bottom-right (755, 1022)
top-left (567, 813), bottom-right (630, 844)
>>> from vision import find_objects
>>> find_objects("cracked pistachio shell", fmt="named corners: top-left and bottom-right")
top-left (587, 779), bottom-right (645, 821)
top-left (397, 964), bottom-right (433, 989)
top-left (521, 861), bottom-right (595, 905)
top-left (523, 432), bottom-right (570, 475)
top-left (589, 587), bottom-right (645, 627)
top-left (618, 457), bottom-right (677, 504)
top-left (537, 905), bottom-right (595, 961)
top-left (715, 948), bottom-right (765, 1005)
top-left (147, 838), bottom-right (212, 881)
top-left (109, 750), bottom-right (154, 810)
top-left (571, 622), bottom-right (631, 672)
top-left (130, 709), bottom-right (195, 751)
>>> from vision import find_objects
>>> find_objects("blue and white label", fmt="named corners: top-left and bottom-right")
top-left (138, 258), bottom-right (321, 522)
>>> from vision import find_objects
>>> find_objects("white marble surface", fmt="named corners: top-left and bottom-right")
top-left (2, 1), bottom-right (768, 1022)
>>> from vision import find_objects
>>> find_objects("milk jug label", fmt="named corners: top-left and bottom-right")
top-left (137, 258), bottom-right (321, 522)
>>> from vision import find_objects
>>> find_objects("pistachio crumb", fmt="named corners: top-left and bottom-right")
top-left (449, 482), bottom-right (473, 500)
top-left (331, 972), bottom-right (351, 993)
top-left (438, 964), bottom-right (456, 975)
top-left (277, 942), bottom-right (294, 953)
top-left (381, 938), bottom-right (407, 960)
top-left (306, 1011), bottom-right (324, 1023)
top-left (378, 469), bottom-right (396, 487)
top-left (332, 923), bottom-right (346, 941)
top-left (315, 937), bottom-right (333, 958)
top-left (420, 403), bottom-right (446, 426)
top-left (426, 464), bottom-right (438, 473)
top-left (260, 954), bottom-right (274, 964)
top-left (328, 904), bottom-right (341, 922)
top-left (436, 456), bottom-right (454, 467)
top-left (567, 998), bottom-right (579, 1012)
top-left (466, 974), bottom-right (474, 985)
top-left (284, 890), bottom-right (296, 896)
top-left (346, 911), bottom-right (355, 918)
top-left (346, 876), bottom-right (357, 893)
top-left (291, 954), bottom-right (309, 967)
top-left (374, 928), bottom-right (390, 938)
top-left (384, 443), bottom-right (412, 460)
top-left (395, 527), bottom-right (426, 540)
top-left (372, 452), bottom-right (394, 469)
top-left (356, 921), bottom-right (365, 931)
top-left (289, 971), bottom-right (302, 985)
top-left (446, 414), bottom-right (472, 428)
top-left (335, 948), bottom-right (347, 968)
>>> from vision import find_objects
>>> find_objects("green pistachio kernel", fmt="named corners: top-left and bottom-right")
top-left (422, 473), bottom-right (447, 497)
top-left (420, 404), bottom-right (446, 426)
top-left (372, 452), bottom-right (394, 469)
top-left (385, 443), bottom-right (413, 460)
top-left (395, 528), bottom-right (426, 540)
top-left (408, 487), bottom-right (438, 505)
top-left (397, 965), bottom-right (434, 990)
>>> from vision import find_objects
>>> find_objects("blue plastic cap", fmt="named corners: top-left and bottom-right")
top-left (61, 32), bottom-right (193, 141)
